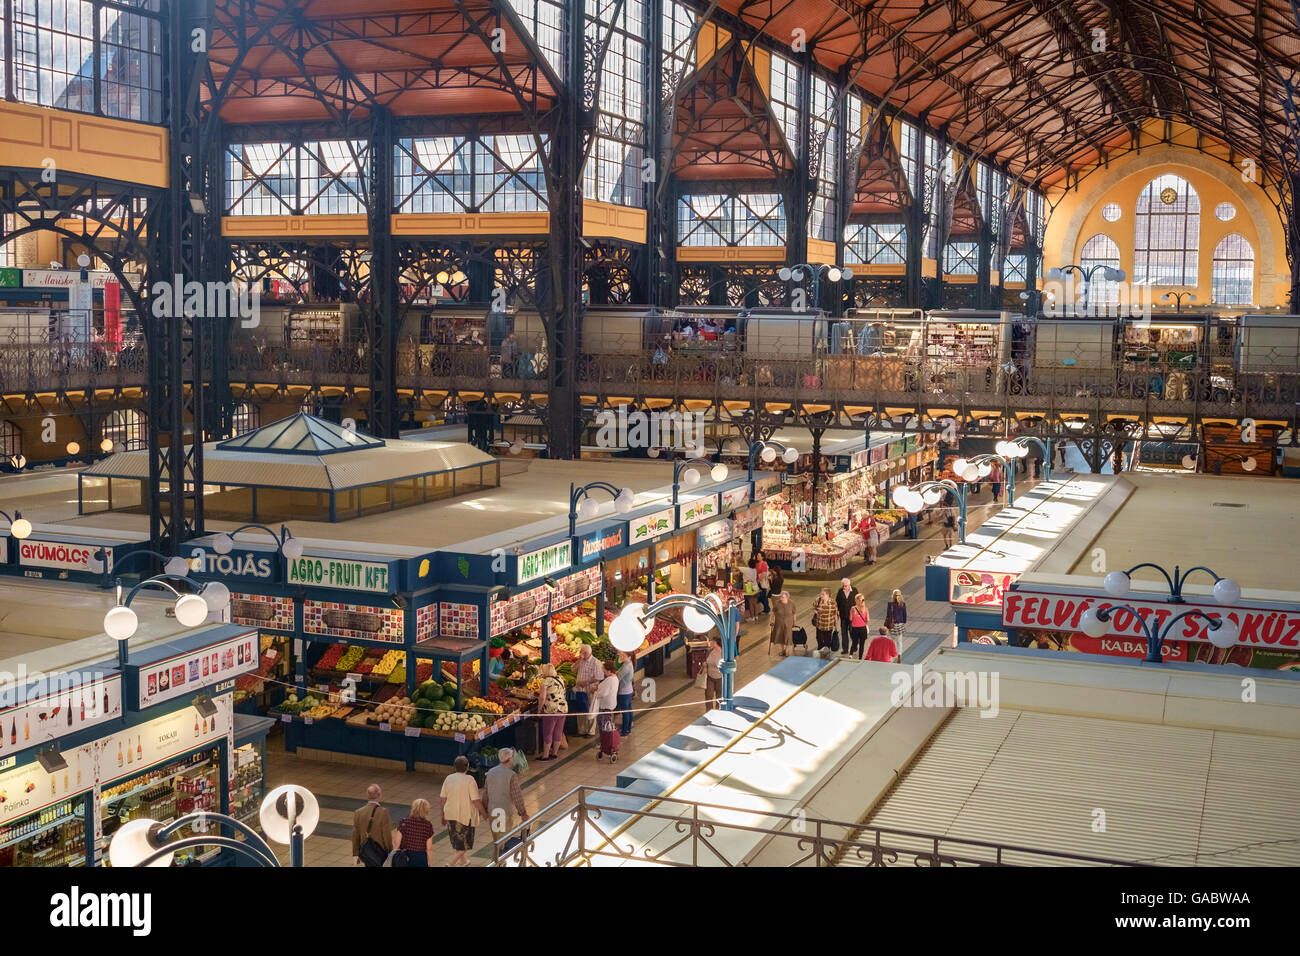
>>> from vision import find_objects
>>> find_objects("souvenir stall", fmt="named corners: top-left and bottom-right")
top-left (1119, 314), bottom-right (1212, 400)
top-left (916, 310), bottom-right (1014, 393)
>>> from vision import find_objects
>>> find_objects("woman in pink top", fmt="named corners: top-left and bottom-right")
top-left (848, 593), bottom-right (870, 659)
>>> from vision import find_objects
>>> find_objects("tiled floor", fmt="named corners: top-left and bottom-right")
top-left (264, 477), bottom-right (1041, 866)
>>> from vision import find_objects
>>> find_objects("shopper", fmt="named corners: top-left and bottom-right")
top-left (595, 659), bottom-right (621, 762)
top-left (755, 552), bottom-right (772, 613)
top-left (616, 651), bottom-right (635, 737)
top-left (484, 748), bottom-right (529, 841)
top-left (769, 590), bottom-right (795, 657)
top-left (990, 461), bottom-right (1003, 503)
top-left (391, 798), bottom-right (435, 867)
top-left (884, 588), bottom-right (908, 647)
top-left (849, 593), bottom-right (870, 659)
top-left (500, 331), bottom-right (518, 376)
top-left (352, 784), bottom-right (393, 867)
top-left (769, 563), bottom-right (784, 597)
top-left (865, 625), bottom-right (900, 663)
top-left (813, 587), bottom-right (838, 652)
top-left (942, 497), bottom-right (957, 550)
top-left (859, 512), bottom-right (878, 565)
top-left (704, 635), bottom-right (723, 710)
top-left (835, 578), bottom-right (859, 655)
top-left (535, 663), bottom-right (568, 761)
top-left (573, 644), bottom-right (603, 737)
top-left (440, 755), bottom-right (487, 867)
top-left (741, 565), bottom-right (760, 621)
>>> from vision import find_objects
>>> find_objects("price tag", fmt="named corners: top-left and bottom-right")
top-left (266, 648), bottom-right (279, 660)
top-left (317, 683), bottom-right (330, 692)
top-left (475, 730), bottom-right (487, 741)
top-left (347, 672), bottom-right (362, 683)
top-left (304, 716), bottom-right (314, 725)
top-left (280, 713), bottom-right (292, 723)
top-left (379, 721), bottom-right (391, 732)
top-left (404, 726), bottom-right (421, 738)
top-left (293, 640), bottom-right (303, 656)
top-left (453, 733), bottom-right (466, 743)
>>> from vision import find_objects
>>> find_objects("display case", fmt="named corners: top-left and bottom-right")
top-left (100, 747), bottom-right (222, 866)
top-left (230, 714), bottom-right (276, 828)
top-left (0, 798), bottom-right (90, 868)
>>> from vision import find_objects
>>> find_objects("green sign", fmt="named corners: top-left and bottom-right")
top-left (0, 268), bottom-right (18, 288)
top-left (287, 555), bottom-right (391, 592)
top-left (517, 541), bottom-right (571, 584)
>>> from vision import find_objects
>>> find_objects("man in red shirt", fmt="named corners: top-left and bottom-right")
top-left (864, 626), bottom-right (899, 663)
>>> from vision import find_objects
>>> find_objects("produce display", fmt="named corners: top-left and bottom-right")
top-left (317, 645), bottom-right (346, 669)
top-left (372, 649), bottom-right (404, 676)
top-left (335, 646), bottom-right (365, 671)
top-left (278, 693), bottom-right (325, 714)
top-left (429, 712), bottom-right (488, 735)
top-left (372, 696), bottom-right (416, 728)
top-left (465, 696), bottom-right (503, 715)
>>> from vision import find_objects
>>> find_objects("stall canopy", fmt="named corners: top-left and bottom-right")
top-left (79, 412), bottom-right (500, 523)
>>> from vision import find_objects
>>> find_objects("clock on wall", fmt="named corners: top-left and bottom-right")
top-left (1159, 186), bottom-right (1179, 205)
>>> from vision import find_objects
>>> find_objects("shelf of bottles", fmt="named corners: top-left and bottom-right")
top-left (0, 798), bottom-right (89, 867)
top-left (100, 747), bottom-right (222, 865)
top-left (229, 743), bottom-right (265, 826)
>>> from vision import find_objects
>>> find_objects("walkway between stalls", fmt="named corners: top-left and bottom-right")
top-left (262, 474), bottom-right (1049, 866)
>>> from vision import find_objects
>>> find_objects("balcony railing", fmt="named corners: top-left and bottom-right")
top-left (489, 786), bottom-right (1148, 867)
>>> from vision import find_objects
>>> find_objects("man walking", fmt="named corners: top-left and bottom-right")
top-left (574, 644), bottom-right (603, 737)
top-left (352, 784), bottom-right (393, 867)
top-left (834, 577), bottom-right (859, 656)
top-left (484, 748), bottom-right (529, 842)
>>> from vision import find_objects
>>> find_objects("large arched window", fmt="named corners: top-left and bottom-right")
top-left (1211, 234), bottom-right (1255, 305)
top-left (1079, 234), bottom-right (1122, 307)
top-left (102, 410), bottom-right (146, 451)
top-left (1134, 174), bottom-right (1200, 286)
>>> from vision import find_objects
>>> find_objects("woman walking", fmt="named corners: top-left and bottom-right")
top-left (594, 659), bottom-right (621, 763)
top-left (990, 461), bottom-right (1004, 503)
top-left (768, 590), bottom-right (795, 657)
top-left (391, 798), bottom-right (435, 867)
top-left (884, 589), bottom-right (908, 649)
top-left (704, 635), bottom-right (723, 710)
top-left (755, 551), bottom-right (772, 613)
top-left (849, 593), bottom-right (870, 659)
top-left (535, 663), bottom-right (568, 761)
top-left (813, 588), bottom-right (838, 652)
top-left (769, 563), bottom-right (785, 596)
top-left (942, 496), bottom-right (957, 550)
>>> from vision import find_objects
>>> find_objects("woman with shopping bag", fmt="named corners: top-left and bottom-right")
top-left (594, 659), bottom-right (622, 763)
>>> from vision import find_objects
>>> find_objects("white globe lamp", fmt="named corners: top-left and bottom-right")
top-left (615, 488), bottom-right (635, 513)
top-left (1212, 577), bottom-right (1241, 605)
top-left (1103, 571), bottom-right (1130, 597)
top-left (683, 468), bottom-right (701, 486)
top-left (760, 445), bottom-right (777, 463)
top-left (1207, 617), bottom-right (1239, 649)
top-left (103, 605), bottom-right (138, 641)
top-left (609, 604), bottom-right (653, 652)
top-left (710, 463), bottom-right (729, 482)
top-left (259, 784), bottom-right (320, 844)
top-left (164, 556), bottom-right (190, 577)
top-left (782, 447), bottom-right (799, 464)
top-left (281, 536), bottom-right (304, 560)
top-left (202, 581), bottom-right (231, 614)
top-left (8, 516), bottom-right (32, 539)
top-left (174, 593), bottom-right (209, 627)
top-left (578, 497), bottom-right (599, 520)
top-left (1078, 608), bottom-right (1110, 638)
top-left (212, 533), bottom-right (234, 555)
top-left (109, 819), bottom-right (172, 868)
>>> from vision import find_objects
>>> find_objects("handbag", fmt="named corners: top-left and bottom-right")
top-left (694, 667), bottom-right (708, 689)
top-left (598, 710), bottom-right (617, 734)
top-left (357, 806), bottom-right (388, 867)
top-left (389, 848), bottom-right (411, 868)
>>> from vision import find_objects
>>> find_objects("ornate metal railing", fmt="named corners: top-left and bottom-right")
top-left (490, 786), bottom-right (1147, 867)
top-left (0, 343), bottom-right (148, 393)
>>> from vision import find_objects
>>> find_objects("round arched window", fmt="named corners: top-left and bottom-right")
top-left (1214, 202), bottom-right (1237, 222)
top-left (1101, 203), bottom-right (1122, 222)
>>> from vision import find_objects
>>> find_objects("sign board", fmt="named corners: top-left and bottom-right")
top-left (131, 631), bottom-right (258, 710)
top-left (752, 475), bottom-right (782, 500)
top-left (20, 269), bottom-right (140, 290)
top-left (577, 524), bottom-right (626, 564)
top-left (185, 545), bottom-right (277, 582)
top-left (950, 568), bottom-right (1017, 607)
top-left (287, 555), bottom-right (391, 592)
top-left (98, 697), bottom-right (234, 788)
top-left (516, 541), bottom-right (571, 585)
top-left (720, 486), bottom-right (751, 511)
top-left (732, 504), bottom-right (764, 535)
top-left (697, 519), bottom-right (734, 551)
top-left (0, 673), bottom-right (122, 756)
top-left (678, 494), bottom-right (719, 528)
top-left (630, 508), bottom-right (675, 543)
top-left (15, 539), bottom-right (109, 574)
top-left (1001, 589), bottom-right (1300, 650)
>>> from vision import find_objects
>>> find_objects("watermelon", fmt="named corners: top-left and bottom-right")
top-left (430, 698), bottom-right (453, 712)
top-left (425, 684), bottom-right (444, 701)
top-left (442, 680), bottom-right (458, 699)
top-left (417, 680), bottom-right (438, 697)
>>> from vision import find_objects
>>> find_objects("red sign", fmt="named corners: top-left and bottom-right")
top-left (104, 281), bottom-right (121, 351)
top-left (1069, 635), bottom-right (1190, 663)
top-left (1002, 590), bottom-right (1300, 650)
top-left (18, 540), bottom-right (102, 572)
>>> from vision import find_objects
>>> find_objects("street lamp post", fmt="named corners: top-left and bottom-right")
top-left (668, 455), bottom-right (729, 506)
top-left (1047, 264), bottom-right (1125, 313)
top-left (1078, 603), bottom-right (1238, 664)
top-left (1001, 437), bottom-right (1052, 482)
top-left (102, 574), bottom-right (231, 666)
top-left (110, 783), bottom-right (318, 867)
top-left (778, 263), bottom-right (855, 313)
top-left (211, 523), bottom-right (305, 569)
top-left (963, 452), bottom-right (1015, 506)
top-left (1099, 563), bottom-right (1240, 606)
top-left (1160, 291), bottom-right (1197, 313)
top-left (746, 439), bottom-right (800, 482)
top-left (91, 547), bottom-right (190, 588)
top-left (892, 479), bottom-right (968, 543)
top-left (569, 481), bottom-right (636, 537)
top-left (609, 592), bottom-right (743, 710)
top-left (0, 508), bottom-right (32, 564)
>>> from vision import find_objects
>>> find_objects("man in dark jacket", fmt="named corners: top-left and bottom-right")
top-left (834, 578), bottom-right (859, 656)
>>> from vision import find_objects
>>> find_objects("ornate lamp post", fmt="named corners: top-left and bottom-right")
top-left (569, 481), bottom-right (635, 536)
top-left (892, 479), bottom-right (968, 543)
top-left (102, 574), bottom-right (232, 666)
top-left (609, 593), bottom-right (742, 710)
